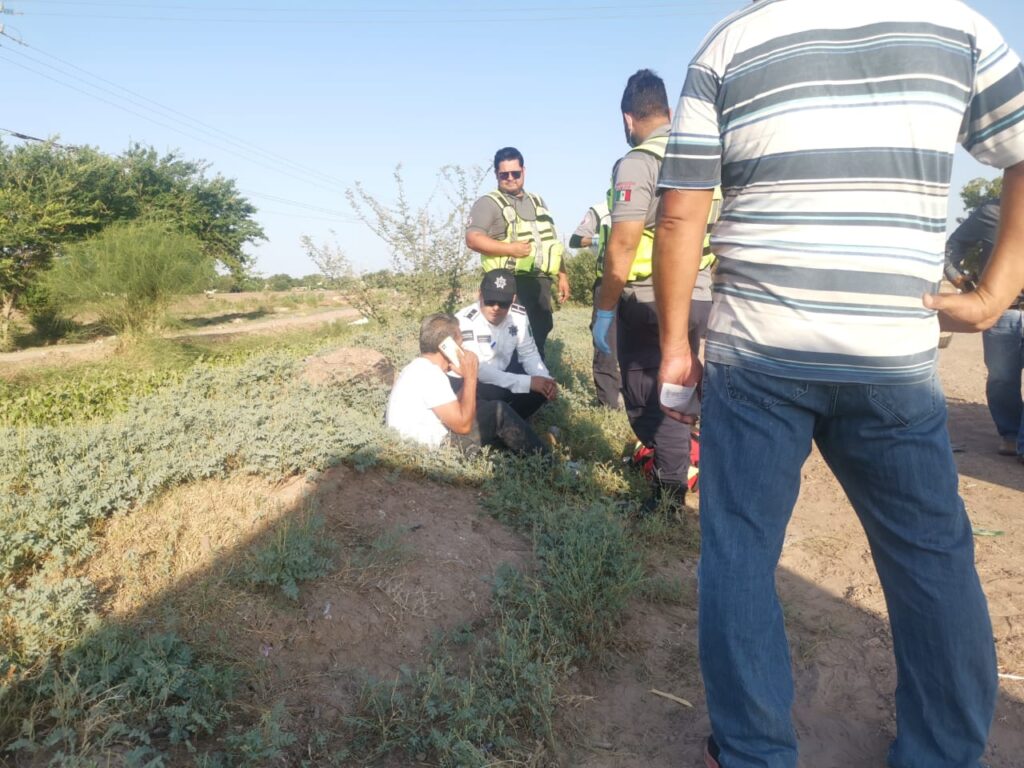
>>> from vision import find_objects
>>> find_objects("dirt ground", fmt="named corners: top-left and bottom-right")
top-left (0, 300), bottom-right (360, 376)
top-left (66, 329), bottom-right (1024, 766)
top-left (564, 331), bottom-right (1024, 768)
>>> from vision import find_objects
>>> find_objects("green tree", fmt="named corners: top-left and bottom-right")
top-left (45, 219), bottom-right (214, 338)
top-left (959, 176), bottom-right (1002, 214)
top-left (0, 140), bottom-right (123, 348)
top-left (0, 139), bottom-right (265, 348)
top-left (119, 144), bottom-right (266, 276)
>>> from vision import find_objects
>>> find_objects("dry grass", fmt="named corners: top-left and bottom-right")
top-left (82, 475), bottom-right (311, 622)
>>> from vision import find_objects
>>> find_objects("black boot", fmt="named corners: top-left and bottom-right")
top-left (639, 481), bottom-right (686, 517)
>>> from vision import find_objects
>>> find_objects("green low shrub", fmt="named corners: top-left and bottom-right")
top-left (4, 627), bottom-right (235, 760)
top-left (244, 513), bottom-right (333, 600)
top-left (45, 218), bottom-right (215, 338)
top-left (2, 576), bottom-right (99, 665)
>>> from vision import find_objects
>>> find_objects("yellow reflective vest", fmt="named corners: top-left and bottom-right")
top-left (478, 190), bottom-right (564, 277)
top-left (605, 134), bottom-right (723, 281)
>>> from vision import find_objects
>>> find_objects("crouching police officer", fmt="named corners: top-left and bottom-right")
top-left (453, 269), bottom-right (558, 420)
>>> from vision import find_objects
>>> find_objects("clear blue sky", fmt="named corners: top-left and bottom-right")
top-left (3, 0), bottom-right (1023, 277)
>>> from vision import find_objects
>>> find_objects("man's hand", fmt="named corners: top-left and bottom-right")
top-left (592, 308), bottom-right (615, 355)
top-left (658, 348), bottom-right (703, 424)
top-left (922, 288), bottom-right (1010, 333)
top-left (557, 271), bottom-right (570, 303)
top-left (452, 349), bottom-right (479, 380)
top-left (530, 376), bottom-right (558, 400)
top-left (508, 241), bottom-right (533, 258)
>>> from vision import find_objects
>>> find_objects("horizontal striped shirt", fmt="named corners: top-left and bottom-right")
top-left (658, 0), bottom-right (1024, 384)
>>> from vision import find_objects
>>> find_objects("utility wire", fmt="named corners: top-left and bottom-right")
top-left (0, 126), bottom-right (72, 146)
top-left (16, 3), bottom-right (742, 24)
top-left (240, 189), bottom-right (358, 221)
top-left (2, 42), bottom-right (352, 191)
top-left (0, 127), bottom-right (346, 221)
top-left (0, 50), bottom-right (362, 199)
top-left (13, 0), bottom-right (737, 12)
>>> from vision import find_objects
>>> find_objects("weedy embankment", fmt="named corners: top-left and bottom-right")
top-left (1, 307), bottom-right (692, 767)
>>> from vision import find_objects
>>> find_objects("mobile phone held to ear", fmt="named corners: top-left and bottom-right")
top-left (439, 336), bottom-right (462, 367)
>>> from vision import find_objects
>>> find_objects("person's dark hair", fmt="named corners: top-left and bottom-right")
top-left (493, 147), bottom-right (524, 171)
top-left (419, 312), bottom-right (459, 354)
top-left (621, 69), bottom-right (669, 120)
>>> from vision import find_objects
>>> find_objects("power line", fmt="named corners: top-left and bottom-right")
top-left (14, 2), bottom-right (742, 25)
top-left (240, 189), bottom-right (358, 221)
top-left (1, 42), bottom-right (353, 193)
top-left (0, 49), bottom-right (363, 201)
top-left (0, 126), bottom-right (68, 145)
top-left (14, 0), bottom-right (737, 12)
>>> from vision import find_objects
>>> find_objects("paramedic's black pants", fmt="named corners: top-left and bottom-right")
top-left (591, 279), bottom-right (622, 409)
top-left (618, 286), bottom-right (710, 487)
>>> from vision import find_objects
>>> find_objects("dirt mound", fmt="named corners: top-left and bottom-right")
top-left (300, 347), bottom-right (394, 388)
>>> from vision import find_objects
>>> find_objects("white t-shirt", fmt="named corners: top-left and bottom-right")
top-left (385, 357), bottom-right (457, 448)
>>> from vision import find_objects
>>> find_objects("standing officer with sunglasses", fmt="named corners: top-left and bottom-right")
top-left (452, 269), bottom-right (557, 420)
top-left (466, 147), bottom-right (570, 357)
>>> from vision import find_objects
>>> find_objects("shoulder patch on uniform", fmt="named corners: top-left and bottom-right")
top-left (467, 308), bottom-right (479, 319)
top-left (508, 324), bottom-right (517, 336)
top-left (510, 303), bottom-right (526, 315)
top-left (478, 334), bottom-right (492, 345)
top-left (461, 329), bottom-right (474, 341)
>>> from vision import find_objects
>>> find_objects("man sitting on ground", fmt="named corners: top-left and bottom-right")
top-left (386, 312), bottom-right (549, 456)
top-left (453, 269), bottom-right (558, 420)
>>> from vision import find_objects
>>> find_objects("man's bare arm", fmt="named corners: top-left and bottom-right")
top-left (466, 230), bottom-right (532, 259)
top-left (925, 160), bottom-right (1024, 330)
top-left (596, 220), bottom-right (646, 310)
top-left (433, 352), bottom-right (478, 434)
top-left (654, 189), bottom-right (714, 365)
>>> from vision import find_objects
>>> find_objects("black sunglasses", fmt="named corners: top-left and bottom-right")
top-left (497, 170), bottom-right (522, 180)
top-left (484, 299), bottom-right (512, 309)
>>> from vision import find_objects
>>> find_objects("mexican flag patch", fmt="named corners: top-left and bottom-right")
top-left (613, 182), bottom-right (633, 203)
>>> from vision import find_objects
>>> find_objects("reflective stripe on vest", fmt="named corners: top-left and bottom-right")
top-left (702, 186), bottom-right (724, 271)
top-left (479, 190), bottom-right (565, 276)
top-left (590, 200), bottom-right (612, 277)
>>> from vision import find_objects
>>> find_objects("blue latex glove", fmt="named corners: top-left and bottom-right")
top-left (592, 308), bottom-right (615, 355)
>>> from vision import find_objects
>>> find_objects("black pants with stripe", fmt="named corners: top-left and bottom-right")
top-left (618, 286), bottom-right (710, 488)
top-left (591, 278), bottom-right (622, 409)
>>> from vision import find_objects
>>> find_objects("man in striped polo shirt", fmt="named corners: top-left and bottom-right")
top-left (653, 2), bottom-right (1024, 767)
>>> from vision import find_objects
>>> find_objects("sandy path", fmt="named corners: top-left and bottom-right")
top-left (0, 306), bottom-right (361, 375)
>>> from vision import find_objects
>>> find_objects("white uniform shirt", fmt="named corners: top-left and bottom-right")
top-left (454, 302), bottom-right (550, 393)
top-left (385, 357), bottom-right (457, 448)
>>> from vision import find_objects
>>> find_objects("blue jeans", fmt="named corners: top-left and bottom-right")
top-left (698, 362), bottom-right (997, 768)
top-left (982, 308), bottom-right (1024, 454)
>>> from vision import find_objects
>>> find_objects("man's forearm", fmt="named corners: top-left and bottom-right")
top-left (454, 376), bottom-right (477, 433)
top-left (654, 189), bottom-right (715, 357)
top-left (596, 255), bottom-right (628, 310)
top-left (597, 221), bottom-right (645, 311)
top-left (466, 231), bottom-right (519, 257)
top-left (976, 161), bottom-right (1024, 309)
